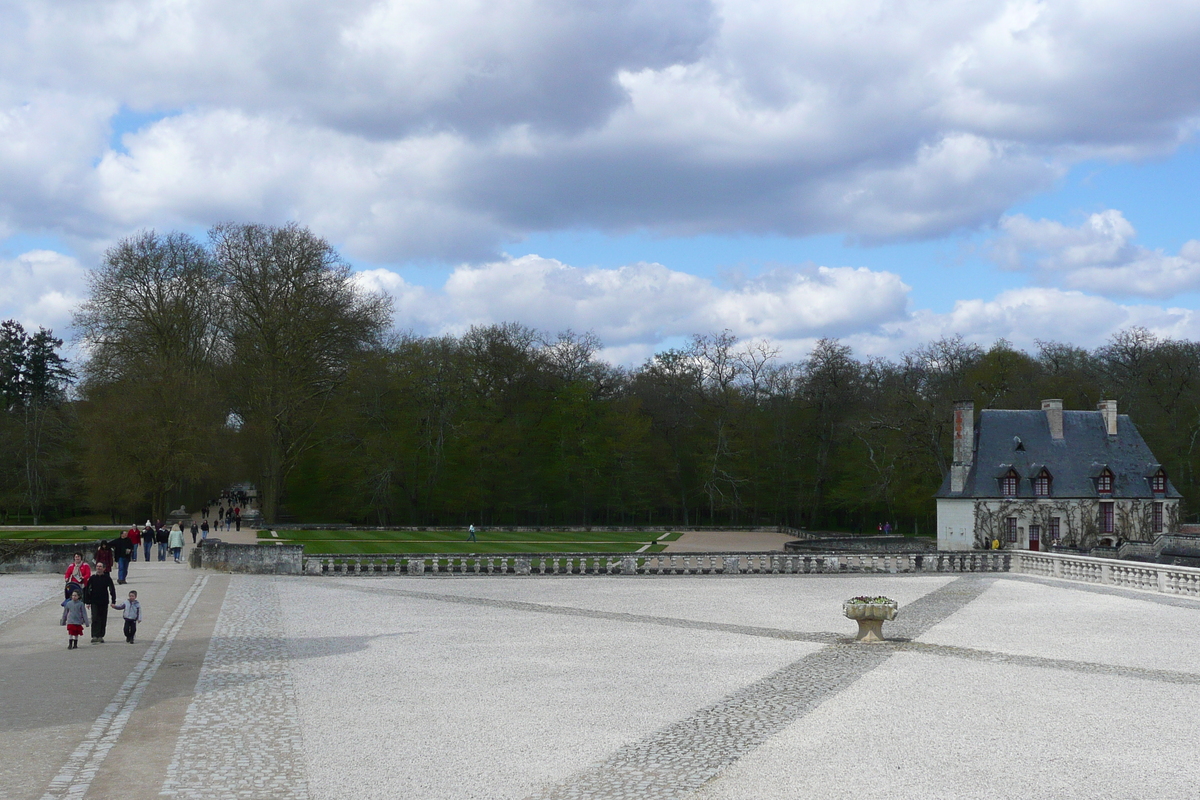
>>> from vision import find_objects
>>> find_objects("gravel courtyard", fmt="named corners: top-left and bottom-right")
top-left (2, 564), bottom-right (1198, 799)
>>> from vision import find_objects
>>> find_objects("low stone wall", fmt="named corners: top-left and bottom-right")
top-left (192, 541), bottom-right (304, 575)
top-left (784, 536), bottom-right (936, 554)
top-left (0, 540), bottom-right (108, 573)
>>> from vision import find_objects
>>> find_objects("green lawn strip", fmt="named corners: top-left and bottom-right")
top-left (0, 530), bottom-right (119, 541)
top-left (299, 539), bottom-right (646, 555)
top-left (657, 531), bottom-right (683, 542)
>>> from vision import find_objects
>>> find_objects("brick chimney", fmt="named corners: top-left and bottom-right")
top-left (1097, 399), bottom-right (1118, 436)
top-left (951, 400), bottom-right (974, 493)
top-left (1042, 399), bottom-right (1064, 440)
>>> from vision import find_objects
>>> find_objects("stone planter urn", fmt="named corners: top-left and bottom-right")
top-left (844, 597), bottom-right (899, 642)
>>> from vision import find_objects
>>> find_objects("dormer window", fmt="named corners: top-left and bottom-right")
top-left (1001, 469), bottom-right (1019, 497)
top-left (1097, 468), bottom-right (1113, 494)
top-left (1033, 469), bottom-right (1052, 497)
top-left (1151, 470), bottom-right (1166, 493)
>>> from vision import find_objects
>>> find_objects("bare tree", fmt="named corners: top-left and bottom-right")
top-left (74, 231), bottom-right (224, 520)
top-left (210, 223), bottom-right (392, 523)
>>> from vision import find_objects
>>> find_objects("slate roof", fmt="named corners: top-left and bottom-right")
top-left (936, 409), bottom-right (1181, 499)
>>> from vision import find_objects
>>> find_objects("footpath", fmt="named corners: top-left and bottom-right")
top-left (0, 545), bottom-right (230, 800)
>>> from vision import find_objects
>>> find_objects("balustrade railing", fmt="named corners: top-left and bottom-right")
top-left (297, 549), bottom-right (1200, 598)
top-left (1009, 550), bottom-right (1200, 597)
top-left (301, 550), bottom-right (1011, 576)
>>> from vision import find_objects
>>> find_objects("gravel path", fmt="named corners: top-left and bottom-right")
top-left (0, 575), bottom-right (57, 629)
top-left (7, 568), bottom-right (1199, 800)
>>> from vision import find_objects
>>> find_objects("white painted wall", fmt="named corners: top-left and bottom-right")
top-left (937, 499), bottom-right (975, 551)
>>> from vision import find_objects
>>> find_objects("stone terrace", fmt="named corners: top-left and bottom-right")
top-left (2, 563), bottom-right (1198, 799)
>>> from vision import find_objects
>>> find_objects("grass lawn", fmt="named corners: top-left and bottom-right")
top-left (258, 528), bottom-right (676, 554)
top-left (0, 529), bottom-right (120, 542)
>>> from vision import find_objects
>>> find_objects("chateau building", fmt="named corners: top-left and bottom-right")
top-left (936, 399), bottom-right (1181, 551)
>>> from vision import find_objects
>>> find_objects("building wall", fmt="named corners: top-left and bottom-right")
top-left (936, 499), bottom-right (975, 551)
top-left (960, 497), bottom-right (1179, 550)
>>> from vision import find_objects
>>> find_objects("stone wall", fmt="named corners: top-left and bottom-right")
top-left (0, 540), bottom-right (106, 573)
top-left (192, 541), bottom-right (304, 574)
top-left (784, 536), bottom-right (936, 554)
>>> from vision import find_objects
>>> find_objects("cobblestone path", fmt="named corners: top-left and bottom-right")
top-left (159, 577), bottom-right (309, 800)
top-left (522, 577), bottom-right (990, 800)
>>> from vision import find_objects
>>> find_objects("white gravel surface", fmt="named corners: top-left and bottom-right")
top-left (359, 575), bottom-right (957, 635)
top-left (691, 650), bottom-right (1200, 800)
top-left (0, 574), bottom-right (57, 628)
top-left (918, 578), bottom-right (1200, 673)
top-left (276, 577), bottom-right (822, 800)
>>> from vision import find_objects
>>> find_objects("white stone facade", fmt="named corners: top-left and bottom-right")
top-left (938, 497), bottom-right (1180, 551)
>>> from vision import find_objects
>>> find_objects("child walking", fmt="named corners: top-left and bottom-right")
top-left (111, 590), bottom-right (143, 644)
top-left (60, 589), bottom-right (89, 649)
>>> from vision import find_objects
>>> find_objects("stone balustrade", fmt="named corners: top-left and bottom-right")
top-left (300, 550), bottom-right (1012, 576)
top-left (1010, 550), bottom-right (1200, 597)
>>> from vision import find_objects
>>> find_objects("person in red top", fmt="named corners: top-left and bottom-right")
top-left (94, 541), bottom-right (114, 574)
top-left (64, 552), bottom-right (91, 600)
top-left (128, 526), bottom-right (141, 561)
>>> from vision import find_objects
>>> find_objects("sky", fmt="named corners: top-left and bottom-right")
top-left (3, 0), bottom-right (1200, 365)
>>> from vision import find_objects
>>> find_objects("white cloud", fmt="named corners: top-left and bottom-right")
top-left (0, 249), bottom-right (89, 334)
top-left (354, 256), bottom-right (1200, 365)
top-left (989, 210), bottom-right (1200, 298)
top-left (1, 1), bottom-right (1200, 259)
top-left (356, 255), bottom-right (909, 357)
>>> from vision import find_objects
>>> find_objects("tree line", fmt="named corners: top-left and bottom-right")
top-left (4, 224), bottom-right (1200, 530)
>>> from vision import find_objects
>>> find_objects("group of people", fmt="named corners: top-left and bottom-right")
top-left (60, 551), bottom-right (143, 648)
top-left (199, 502), bottom-right (243, 532)
top-left (109, 521), bottom-right (191, 568)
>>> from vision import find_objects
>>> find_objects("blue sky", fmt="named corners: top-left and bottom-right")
top-left (3, 0), bottom-right (1200, 364)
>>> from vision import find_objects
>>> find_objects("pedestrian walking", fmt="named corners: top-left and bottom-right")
top-left (234, 510), bottom-right (241, 531)
top-left (94, 540), bottom-right (114, 574)
top-left (60, 589), bottom-right (89, 650)
top-left (190, 521), bottom-right (198, 544)
top-left (64, 552), bottom-right (91, 600)
top-left (143, 522), bottom-right (154, 560)
top-left (84, 563), bottom-right (117, 643)
top-left (467, 524), bottom-right (477, 542)
top-left (168, 524), bottom-right (185, 563)
top-left (129, 525), bottom-right (140, 561)
top-left (200, 519), bottom-right (209, 540)
top-left (111, 590), bottom-right (142, 644)
top-left (156, 525), bottom-right (169, 561)
top-left (111, 529), bottom-right (135, 584)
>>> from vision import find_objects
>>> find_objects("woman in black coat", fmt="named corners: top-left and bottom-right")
top-left (84, 562), bottom-right (118, 643)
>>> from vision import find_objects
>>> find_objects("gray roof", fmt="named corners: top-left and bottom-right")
top-left (936, 409), bottom-right (1180, 499)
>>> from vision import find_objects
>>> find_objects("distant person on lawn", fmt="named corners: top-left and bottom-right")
top-left (467, 524), bottom-right (477, 542)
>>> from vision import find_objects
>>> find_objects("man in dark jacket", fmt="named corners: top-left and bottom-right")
top-left (85, 562), bottom-right (118, 643)
top-left (155, 525), bottom-right (169, 561)
top-left (110, 530), bottom-right (135, 584)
